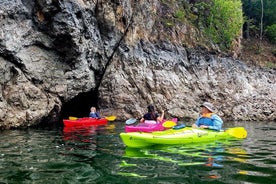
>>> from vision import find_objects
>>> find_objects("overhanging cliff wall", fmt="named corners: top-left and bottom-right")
top-left (0, 0), bottom-right (275, 129)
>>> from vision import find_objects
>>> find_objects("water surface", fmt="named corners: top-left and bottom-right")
top-left (0, 121), bottom-right (275, 183)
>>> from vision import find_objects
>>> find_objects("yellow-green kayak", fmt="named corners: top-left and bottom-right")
top-left (120, 127), bottom-right (247, 148)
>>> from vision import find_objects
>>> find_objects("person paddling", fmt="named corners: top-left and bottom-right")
top-left (89, 107), bottom-right (101, 119)
top-left (192, 102), bottom-right (223, 131)
top-left (140, 104), bottom-right (164, 123)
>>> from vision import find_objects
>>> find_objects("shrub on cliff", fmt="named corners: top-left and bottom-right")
top-left (266, 24), bottom-right (276, 44)
top-left (196, 0), bottom-right (243, 50)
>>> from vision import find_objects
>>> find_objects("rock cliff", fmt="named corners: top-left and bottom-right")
top-left (0, 0), bottom-right (275, 129)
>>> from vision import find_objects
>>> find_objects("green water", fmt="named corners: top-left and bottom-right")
top-left (0, 121), bottom-right (275, 184)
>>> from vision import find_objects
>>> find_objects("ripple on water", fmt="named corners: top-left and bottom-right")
top-left (0, 122), bottom-right (276, 183)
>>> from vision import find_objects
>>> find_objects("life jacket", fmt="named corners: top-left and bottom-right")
top-left (89, 112), bottom-right (100, 118)
top-left (197, 113), bottom-right (214, 127)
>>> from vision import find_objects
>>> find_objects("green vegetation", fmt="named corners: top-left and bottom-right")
top-left (195, 0), bottom-right (243, 50)
top-left (265, 24), bottom-right (276, 44)
top-left (174, 10), bottom-right (185, 21)
top-left (242, 0), bottom-right (276, 43)
top-left (241, 0), bottom-right (275, 68)
top-left (159, 0), bottom-right (275, 64)
top-left (264, 61), bottom-right (276, 69)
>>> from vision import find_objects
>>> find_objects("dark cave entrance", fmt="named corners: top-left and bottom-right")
top-left (60, 90), bottom-right (99, 119)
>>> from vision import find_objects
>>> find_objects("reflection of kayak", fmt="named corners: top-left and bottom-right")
top-left (125, 118), bottom-right (177, 133)
top-left (120, 127), bottom-right (247, 148)
top-left (123, 147), bottom-right (205, 166)
top-left (63, 118), bottom-right (108, 127)
top-left (62, 126), bottom-right (97, 141)
top-left (63, 126), bottom-right (97, 134)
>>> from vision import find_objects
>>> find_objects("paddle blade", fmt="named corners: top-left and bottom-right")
top-left (106, 115), bottom-right (117, 121)
top-left (225, 127), bottom-right (247, 139)
top-left (126, 118), bottom-right (137, 125)
top-left (69, 116), bottom-right (78, 120)
top-left (162, 121), bottom-right (177, 128)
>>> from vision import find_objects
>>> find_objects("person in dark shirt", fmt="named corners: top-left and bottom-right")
top-left (140, 104), bottom-right (164, 123)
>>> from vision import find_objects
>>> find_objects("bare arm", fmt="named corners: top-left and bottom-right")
top-left (192, 124), bottom-right (199, 128)
top-left (157, 110), bottom-right (164, 122)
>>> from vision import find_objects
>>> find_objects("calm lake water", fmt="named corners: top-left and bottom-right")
top-left (0, 121), bottom-right (275, 184)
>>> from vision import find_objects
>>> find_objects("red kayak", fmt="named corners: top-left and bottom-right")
top-left (63, 117), bottom-right (108, 127)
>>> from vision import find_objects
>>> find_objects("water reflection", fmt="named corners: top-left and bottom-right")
top-left (0, 121), bottom-right (275, 183)
top-left (61, 124), bottom-right (118, 155)
top-left (62, 124), bottom-right (116, 142)
top-left (63, 126), bottom-right (98, 142)
top-left (120, 140), bottom-right (248, 179)
top-left (117, 121), bottom-right (276, 183)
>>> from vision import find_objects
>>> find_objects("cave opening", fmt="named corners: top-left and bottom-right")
top-left (60, 90), bottom-right (99, 119)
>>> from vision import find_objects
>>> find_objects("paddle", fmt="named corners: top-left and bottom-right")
top-left (225, 127), bottom-right (248, 139)
top-left (162, 121), bottom-right (177, 128)
top-left (69, 115), bottom-right (116, 121)
top-left (125, 118), bottom-right (137, 125)
top-left (105, 115), bottom-right (117, 121)
top-left (69, 116), bottom-right (78, 120)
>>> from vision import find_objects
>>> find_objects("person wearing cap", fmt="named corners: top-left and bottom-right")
top-left (140, 104), bottom-right (165, 123)
top-left (192, 102), bottom-right (223, 131)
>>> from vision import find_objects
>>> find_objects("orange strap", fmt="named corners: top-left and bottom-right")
top-left (201, 113), bottom-right (214, 118)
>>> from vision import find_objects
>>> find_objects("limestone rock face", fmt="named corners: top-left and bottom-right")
top-left (0, 1), bottom-right (275, 129)
top-left (98, 46), bottom-right (275, 121)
